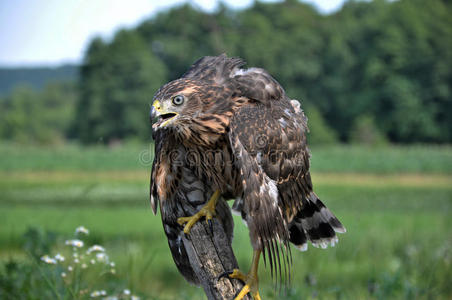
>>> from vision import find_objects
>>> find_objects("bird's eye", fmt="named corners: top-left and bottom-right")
top-left (172, 95), bottom-right (184, 106)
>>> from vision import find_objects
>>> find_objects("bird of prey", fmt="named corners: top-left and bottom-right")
top-left (150, 54), bottom-right (345, 299)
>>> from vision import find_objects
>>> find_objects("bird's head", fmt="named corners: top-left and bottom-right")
top-left (151, 79), bottom-right (204, 131)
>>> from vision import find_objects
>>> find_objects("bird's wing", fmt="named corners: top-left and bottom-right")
top-left (228, 65), bottom-right (345, 260)
top-left (228, 111), bottom-right (288, 281)
top-left (229, 99), bottom-right (310, 216)
top-left (182, 54), bottom-right (244, 85)
top-left (228, 64), bottom-right (312, 215)
top-left (226, 63), bottom-right (318, 279)
top-left (227, 97), bottom-right (309, 278)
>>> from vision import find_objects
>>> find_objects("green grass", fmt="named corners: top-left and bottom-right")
top-left (0, 143), bottom-right (153, 171)
top-left (0, 143), bottom-right (451, 173)
top-left (1, 143), bottom-right (451, 299)
top-left (1, 187), bottom-right (451, 299)
top-left (311, 144), bottom-right (452, 174)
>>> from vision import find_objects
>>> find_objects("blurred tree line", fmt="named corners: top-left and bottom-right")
top-left (1, 0), bottom-right (451, 145)
top-left (0, 83), bottom-right (77, 144)
top-left (0, 65), bottom-right (77, 96)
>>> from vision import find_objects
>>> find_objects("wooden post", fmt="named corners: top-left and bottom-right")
top-left (181, 201), bottom-right (251, 300)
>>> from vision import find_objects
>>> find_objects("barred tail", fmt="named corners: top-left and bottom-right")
top-left (289, 192), bottom-right (346, 251)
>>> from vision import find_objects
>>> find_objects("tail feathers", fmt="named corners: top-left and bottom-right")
top-left (289, 192), bottom-right (345, 251)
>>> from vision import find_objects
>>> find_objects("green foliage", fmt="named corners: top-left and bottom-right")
top-left (0, 65), bottom-right (77, 96)
top-left (137, 4), bottom-right (235, 79)
top-left (305, 105), bottom-right (338, 145)
top-left (322, 0), bottom-right (452, 143)
top-left (0, 82), bottom-right (77, 144)
top-left (22, 227), bottom-right (57, 261)
top-left (350, 115), bottom-right (388, 145)
top-left (95, 0), bottom-right (452, 144)
top-left (0, 259), bottom-right (58, 299)
top-left (0, 226), bottom-right (140, 300)
top-left (2, 0), bottom-right (452, 144)
top-left (71, 31), bottom-right (168, 144)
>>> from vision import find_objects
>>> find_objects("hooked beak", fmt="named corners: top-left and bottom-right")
top-left (151, 100), bottom-right (178, 129)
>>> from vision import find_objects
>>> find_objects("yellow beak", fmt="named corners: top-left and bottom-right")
top-left (150, 100), bottom-right (178, 128)
top-left (151, 100), bottom-right (162, 119)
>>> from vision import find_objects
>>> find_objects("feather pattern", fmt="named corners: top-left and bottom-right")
top-left (150, 54), bottom-right (345, 288)
top-left (150, 131), bottom-right (234, 284)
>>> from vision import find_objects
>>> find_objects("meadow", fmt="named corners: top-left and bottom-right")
top-left (0, 143), bottom-right (451, 299)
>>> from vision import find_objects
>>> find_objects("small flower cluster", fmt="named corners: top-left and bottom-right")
top-left (40, 252), bottom-right (66, 264)
top-left (76, 226), bottom-right (89, 235)
top-left (90, 290), bottom-right (107, 297)
top-left (65, 239), bottom-right (84, 248)
top-left (92, 289), bottom-right (140, 300)
top-left (41, 255), bottom-right (57, 264)
top-left (40, 226), bottom-right (140, 299)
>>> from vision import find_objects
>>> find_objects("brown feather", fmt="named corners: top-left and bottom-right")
top-left (150, 54), bottom-right (345, 288)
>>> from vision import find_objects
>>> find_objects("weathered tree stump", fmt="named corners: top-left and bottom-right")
top-left (181, 201), bottom-right (251, 300)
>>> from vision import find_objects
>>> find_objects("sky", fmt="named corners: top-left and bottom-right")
top-left (0, 0), bottom-right (346, 67)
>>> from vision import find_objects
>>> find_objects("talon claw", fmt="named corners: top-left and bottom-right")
top-left (229, 251), bottom-right (262, 300)
top-left (176, 190), bottom-right (220, 235)
top-left (208, 219), bottom-right (213, 234)
top-left (218, 270), bottom-right (234, 281)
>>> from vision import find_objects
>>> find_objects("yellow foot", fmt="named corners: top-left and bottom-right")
top-left (228, 269), bottom-right (261, 300)
top-left (177, 190), bottom-right (220, 234)
top-left (219, 250), bottom-right (262, 300)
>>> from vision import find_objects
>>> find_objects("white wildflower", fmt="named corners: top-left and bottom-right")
top-left (87, 245), bottom-right (105, 254)
top-left (65, 239), bottom-right (84, 248)
top-left (75, 226), bottom-right (89, 235)
top-left (41, 255), bottom-right (57, 264)
top-left (73, 253), bottom-right (78, 258)
top-left (96, 252), bottom-right (108, 262)
top-left (74, 258), bottom-right (80, 264)
top-left (90, 290), bottom-right (101, 297)
top-left (90, 259), bottom-right (96, 264)
top-left (109, 262), bottom-right (115, 267)
top-left (123, 289), bottom-right (131, 295)
top-left (54, 253), bottom-right (65, 262)
top-left (68, 266), bottom-right (73, 272)
top-left (82, 263), bottom-right (87, 269)
top-left (61, 272), bottom-right (67, 278)
top-left (90, 290), bottom-right (106, 297)
top-left (131, 296), bottom-right (140, 300)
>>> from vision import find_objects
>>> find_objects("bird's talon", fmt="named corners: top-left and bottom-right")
top-left (228, 269), bottom-right (247, 282)
top-left (177, 190), bottom-right (220, 235)
top-left (227, 268), bottom-right (260, 300)
top-left (230, 251), bottom-right (262, 300)
top-left (183, 223), bottom-right (193, 234)
top-left (177, 217), bottom-right (188, 225)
